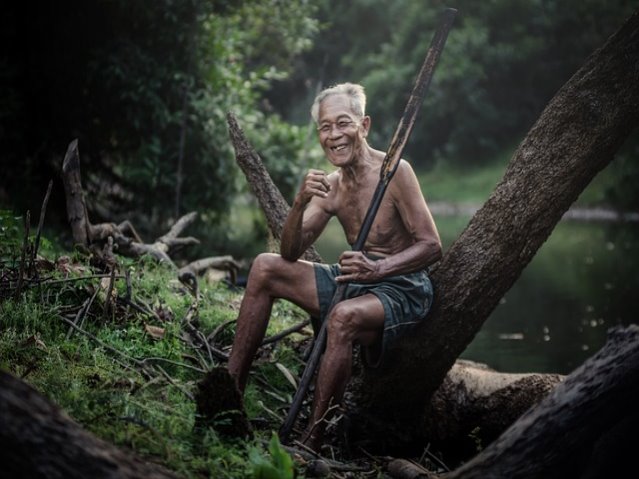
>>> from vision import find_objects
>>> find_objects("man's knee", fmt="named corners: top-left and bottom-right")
top-left (248, 253), bottom-right (287, 290)
top-left (327, 302), bottom-right (359, 343)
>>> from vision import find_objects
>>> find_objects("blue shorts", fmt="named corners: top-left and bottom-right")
top-left (313, 262), bottom-right (434, 367)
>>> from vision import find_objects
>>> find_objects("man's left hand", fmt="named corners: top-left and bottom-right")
top-left (336, 251), bottom-right (382, 283)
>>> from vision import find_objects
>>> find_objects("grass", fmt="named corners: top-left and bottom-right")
top-left (416, 144), bottom-right (629, 208)
top-left (0, 232), bottom-right (310, 478)
top-left (418, 155), bottom-right (510, 205)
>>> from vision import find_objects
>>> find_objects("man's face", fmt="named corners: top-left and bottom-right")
top-left (317, 94), bottom-right (370, 167)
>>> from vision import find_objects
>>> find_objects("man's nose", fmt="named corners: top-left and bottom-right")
top-left (328, 124), bottom-right (343, 137)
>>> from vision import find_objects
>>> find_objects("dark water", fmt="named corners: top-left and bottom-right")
top-left (314, 216), bottom-right (639, 375)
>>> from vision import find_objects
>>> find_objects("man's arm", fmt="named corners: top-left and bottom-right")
top-left (280, 169), bottom-right (333, 262)
top-left (337, 160), bottom-right (441, 281)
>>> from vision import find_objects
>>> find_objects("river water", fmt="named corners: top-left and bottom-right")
top-left (314, 214), bottom-right (639, 375)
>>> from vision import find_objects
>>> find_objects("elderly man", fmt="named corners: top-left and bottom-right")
top-left (227, 82), bottom-right (442, 450)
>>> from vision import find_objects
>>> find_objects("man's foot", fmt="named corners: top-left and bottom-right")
top-left (194, 367), bottom-right (252, 439)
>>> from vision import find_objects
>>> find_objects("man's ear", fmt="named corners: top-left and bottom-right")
top-left (361, 115), bottom-right (371, 136)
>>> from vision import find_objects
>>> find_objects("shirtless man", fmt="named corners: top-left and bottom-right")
top-left (227, 82), bottom-right (442, 450)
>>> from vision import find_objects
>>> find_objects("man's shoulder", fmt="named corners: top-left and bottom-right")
top-left (391, 159), bottom-right (419, 185)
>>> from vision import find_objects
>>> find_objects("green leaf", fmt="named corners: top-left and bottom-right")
top-left (249, 432), bottom-right (294, 479)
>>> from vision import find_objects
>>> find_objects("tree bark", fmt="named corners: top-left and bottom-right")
top-left (62, 138), bottom-right (91, 246)
top-left (439, 325), bottom-right (639, 479)
top-left (0, 371), bottom-right (180, 479)
top-left (423, 361), bottom-right (563, 461)
top-left (347, 8), bottom-right (639, 447)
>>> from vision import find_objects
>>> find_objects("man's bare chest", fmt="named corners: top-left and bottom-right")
top-left (335, 191), bottom-right (401, 245)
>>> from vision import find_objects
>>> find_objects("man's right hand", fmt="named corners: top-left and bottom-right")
top-left (297, 169), bottom-right (331, 205)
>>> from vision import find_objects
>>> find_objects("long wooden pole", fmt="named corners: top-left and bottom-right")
top-left (279, 7), bottom-right (457, 443)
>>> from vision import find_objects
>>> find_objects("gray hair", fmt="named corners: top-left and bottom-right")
top-left (310, 82), bottom-right (366, 123)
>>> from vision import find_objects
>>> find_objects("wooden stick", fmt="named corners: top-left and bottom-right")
top-left (15, 211), bottom-right (30, 299)
top-left (32, 179), bottom-right (53, 270)
top-left (103, 263), bottom-right (117, 320)
top-left (66, 287), bottom-right (100, 340)
top-left (261, 319), bottom-right (311, 346)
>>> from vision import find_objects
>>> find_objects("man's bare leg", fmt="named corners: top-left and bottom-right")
top-left (227, 253), bottom-right (321, 392)
top-left (301, 294), bottom-right (385, 450)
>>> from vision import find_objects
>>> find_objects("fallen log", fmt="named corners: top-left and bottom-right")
top-left (440, 325), bottom-right (639, 479)
top-left (0, 370), bottom-right (180, 479)
top-left (423, 360), bottom-right (563, 461)
top-left (346, 359), bottom-right (563, 458)
top-left (178, 255), bottom-right (241, 284)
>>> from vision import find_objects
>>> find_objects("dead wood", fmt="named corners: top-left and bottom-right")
top-left (261, 319), bottom-right (312, 347)
top-left (343, 359), bottom-right (563, 457)
top-left (440, 325), bottom-right (639, 479)
top-left (423, 360), bottom-right (563, 461)
top-left (0, 370), bottom-right (181, 479)
top-left (227, 112), bottom-right (322, 263)
top-left (178, 255), bottom-right (240, 285)
top-left (388, 458), bottom-right (436, 479)
top-left (15, 211), bottom-right (30, 298)
top-left (61, 139), bottom-right (200, 267)
top-left (62, 139), bottom-right (91, 246)
top-left (195, 367), bottom-right (252, 439)
top-left (32, 179), bottom-right (53, 269)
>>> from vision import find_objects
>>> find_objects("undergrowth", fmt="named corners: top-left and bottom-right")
top-left (0, 216), bottom-right (311, 478)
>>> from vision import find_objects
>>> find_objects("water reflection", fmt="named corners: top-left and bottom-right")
top-left (315, 216), bottom-right (639, 375)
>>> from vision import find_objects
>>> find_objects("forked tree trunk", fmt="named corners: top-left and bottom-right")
top-left (348, 8), bottom-right (639, 447)
top-left (228, 118), bottom-right (565, 453)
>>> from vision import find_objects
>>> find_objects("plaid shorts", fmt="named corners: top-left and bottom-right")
top-left (313, 261), bottom-right (434, 367)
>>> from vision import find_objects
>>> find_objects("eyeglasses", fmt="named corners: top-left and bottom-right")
top-left (317, 119), bottom-right (359, 134)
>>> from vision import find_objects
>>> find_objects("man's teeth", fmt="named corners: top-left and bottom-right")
top-left (333, 145), bottom-right (347, 151)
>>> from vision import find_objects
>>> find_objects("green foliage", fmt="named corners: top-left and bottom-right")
top-left (268, 0), bottom-right (636, 176)
top-left (468, 426), bottom-right (483, 453)
top-left (0, 211), bottom-right (22, 262)
top-left (249, 432), bottom-right (295, 479)
top-left (0, 242), bottom-right (314, 477)
top-left (1, 0), bottom-right (319, 245)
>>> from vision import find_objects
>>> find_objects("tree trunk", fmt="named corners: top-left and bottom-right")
top-left (347, 8), bottom-right (639, 447)
top-left (440, 325), bottom-right (639, 479)
top-left (0, 371), bottom-right (180, 479)
top-left (227, 112), bottom-right (323, 263)
top-left (61, 138), bottom-right (91, 246)
top-left (420, 361), bottom-right (562, 461)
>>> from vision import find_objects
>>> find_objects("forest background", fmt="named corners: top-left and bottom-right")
top-left (1, 1), bottom-right (638, 477)
top-left (1, 0), bottom-right (637, 258)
